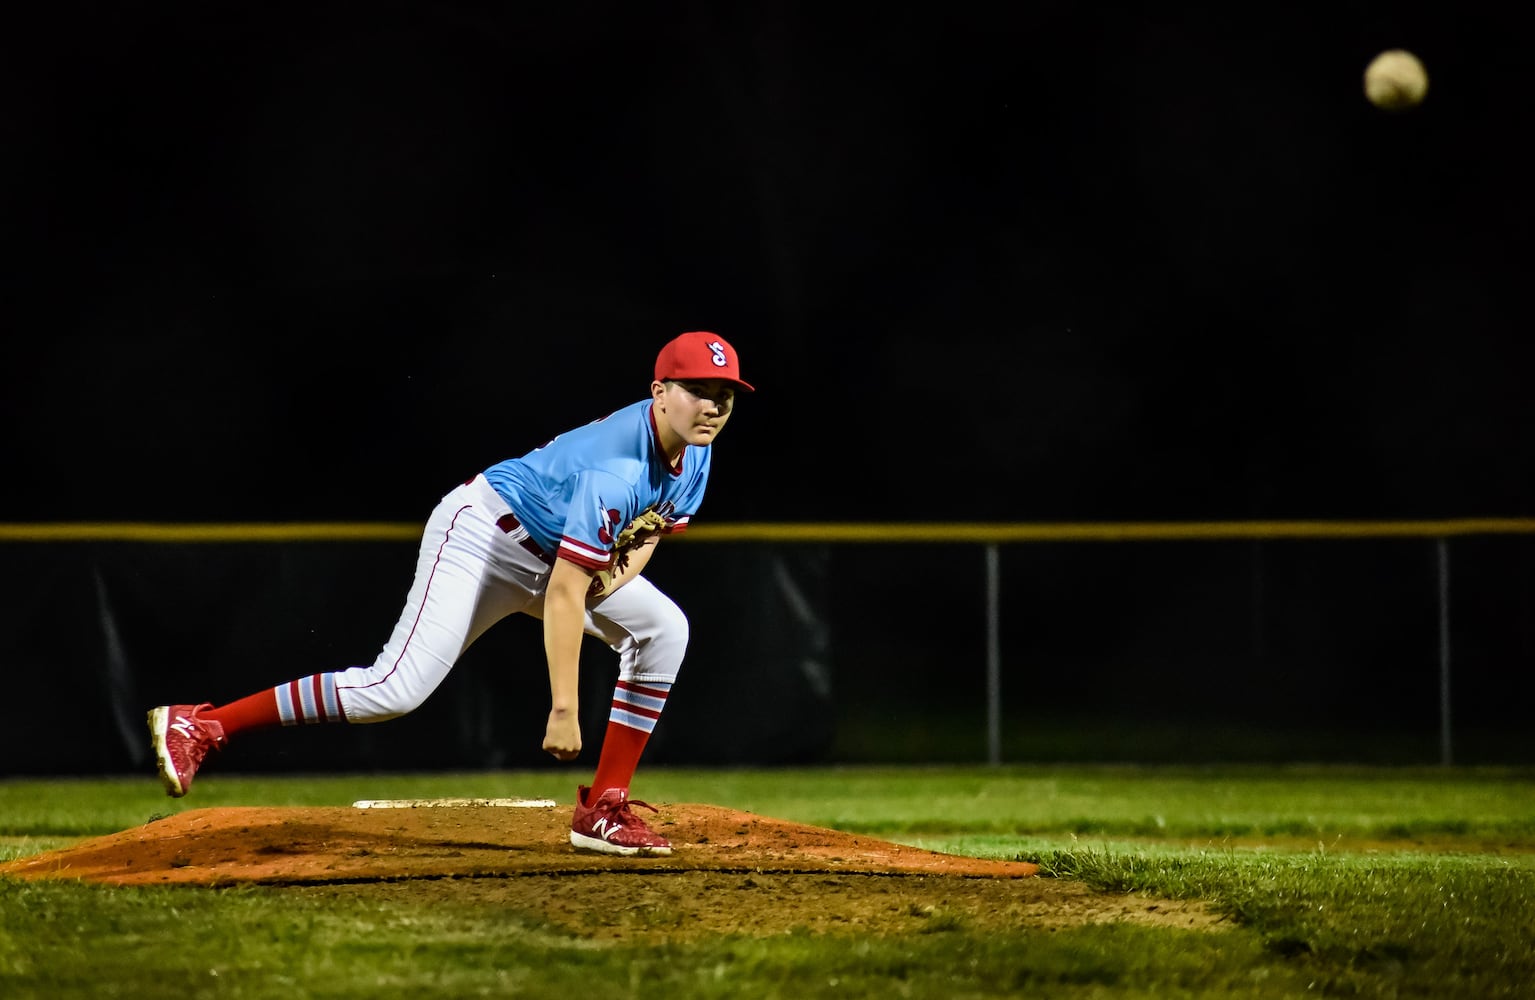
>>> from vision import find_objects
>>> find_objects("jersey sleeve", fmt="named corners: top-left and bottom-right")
top-left (555, 471), bottom-right (640, 571)
top-left (664, 446), bottom-right (712, 535)
top-left (662, 470), bottom-right (709, 535)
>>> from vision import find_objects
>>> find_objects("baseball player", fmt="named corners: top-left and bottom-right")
top-left (147, 331), bottom-right (753, 857)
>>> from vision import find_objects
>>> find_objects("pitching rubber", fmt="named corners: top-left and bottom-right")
top-left (352, 797), bottom-right (557, 809)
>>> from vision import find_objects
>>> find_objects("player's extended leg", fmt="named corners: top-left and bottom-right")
top-left (148, 478), bottom-right (544, 797)
top-left (564, 575), bottom-right (688, 855)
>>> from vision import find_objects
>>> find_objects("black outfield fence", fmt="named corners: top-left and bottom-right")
top-left (2, 520), bottom-right (1531, 776)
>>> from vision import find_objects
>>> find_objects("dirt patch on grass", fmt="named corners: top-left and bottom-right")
top-left (0, 802), bottom-right (1223, 937)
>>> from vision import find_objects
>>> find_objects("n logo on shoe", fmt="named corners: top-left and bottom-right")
top-left (171, 716), bottom-right (198, 739)
top-left (591, 817), bottom-right (623, 841)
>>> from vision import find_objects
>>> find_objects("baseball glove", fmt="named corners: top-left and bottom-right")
top-left (590, 508), bottom-right (670, 597)
top-left (613, 508), bottom-right (669, 560)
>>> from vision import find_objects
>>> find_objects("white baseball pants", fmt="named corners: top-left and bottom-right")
top-left (325, 474), bottom-right (688, 723)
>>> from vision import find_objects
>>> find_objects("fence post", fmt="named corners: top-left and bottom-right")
top-left (1437, 537), bottom-right (1452, 767)
top-left (985, 543), bottom-right (1001, 765)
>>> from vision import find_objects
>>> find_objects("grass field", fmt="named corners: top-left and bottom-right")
top-left (3, 764), bottom-right (1534, 998)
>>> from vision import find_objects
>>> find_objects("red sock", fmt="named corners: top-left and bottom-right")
top-left (202, 690), bottom-right (282, 739)
top-left (590, 721), bottom-right (651, 797)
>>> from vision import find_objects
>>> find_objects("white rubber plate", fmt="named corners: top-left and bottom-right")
top-left (352, 797), bottom-right (558, 809)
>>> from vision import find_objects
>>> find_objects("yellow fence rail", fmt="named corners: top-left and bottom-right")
top-left (2, 517), bottom-right (1534, 543)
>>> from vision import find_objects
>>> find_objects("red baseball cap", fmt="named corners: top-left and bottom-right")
top-left (654, 331), bottom-right (755, 391)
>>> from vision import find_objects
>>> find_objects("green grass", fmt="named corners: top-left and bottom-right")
top-left (4, 764), bottom-right (1535, 999)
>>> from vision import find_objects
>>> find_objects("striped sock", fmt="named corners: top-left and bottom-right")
top-left (590, 679), bottom-right (671, 795)
top-left (274, 673), bottom-right (346, 726)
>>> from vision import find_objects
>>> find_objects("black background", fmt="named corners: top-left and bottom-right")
top-left (5, 2), bottom-right (1531, 523)
top-left (3, 3), bottom-right (1533, 771)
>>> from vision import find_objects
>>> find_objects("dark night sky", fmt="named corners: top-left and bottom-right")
top-left (5, 2), bottom-right (1533, 524)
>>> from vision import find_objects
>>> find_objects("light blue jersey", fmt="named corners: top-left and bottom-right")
top-left (483, 398), bottom-right (710, 572)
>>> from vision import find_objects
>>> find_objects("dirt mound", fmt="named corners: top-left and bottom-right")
top-left (0, 802), bottom-right (1221, 938)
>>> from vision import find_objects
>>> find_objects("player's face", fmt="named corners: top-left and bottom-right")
top-left (654, 379), bottom-right (735, 446)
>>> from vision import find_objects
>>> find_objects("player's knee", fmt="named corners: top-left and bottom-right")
top-left (338, 680), bottom-right (432, 722)
top-left (340, 696), bottom-right (419, 723)
top-left (660, 599), bottom-right (689, 644)
top-left (630, 602), bottom-right (688, 683)
top-left (333, 653), bottom-right (450, 721)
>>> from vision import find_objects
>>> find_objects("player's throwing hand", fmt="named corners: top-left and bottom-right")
top-left (543, 709), bottom-right (582, 761)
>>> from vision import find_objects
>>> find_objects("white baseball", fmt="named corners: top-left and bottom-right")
top-left (1364, 50), bottom-right (1429, 111)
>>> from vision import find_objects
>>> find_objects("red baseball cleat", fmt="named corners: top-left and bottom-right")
top-left (147, 704), bottom-right (227, 797)
top-left (569, 785), bottom-right (673, 856)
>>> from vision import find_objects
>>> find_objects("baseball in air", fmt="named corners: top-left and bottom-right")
top-left (1363, 49), bottom-right (1429, 110)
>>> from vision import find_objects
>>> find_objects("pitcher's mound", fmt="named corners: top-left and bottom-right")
top-left (1, 801), bottom-right (1038, 886)
top-left (1, 803), bottom-right (1224, 938)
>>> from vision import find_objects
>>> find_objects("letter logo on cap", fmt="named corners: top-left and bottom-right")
top-left (708, 341), bottom-right (728, 368)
